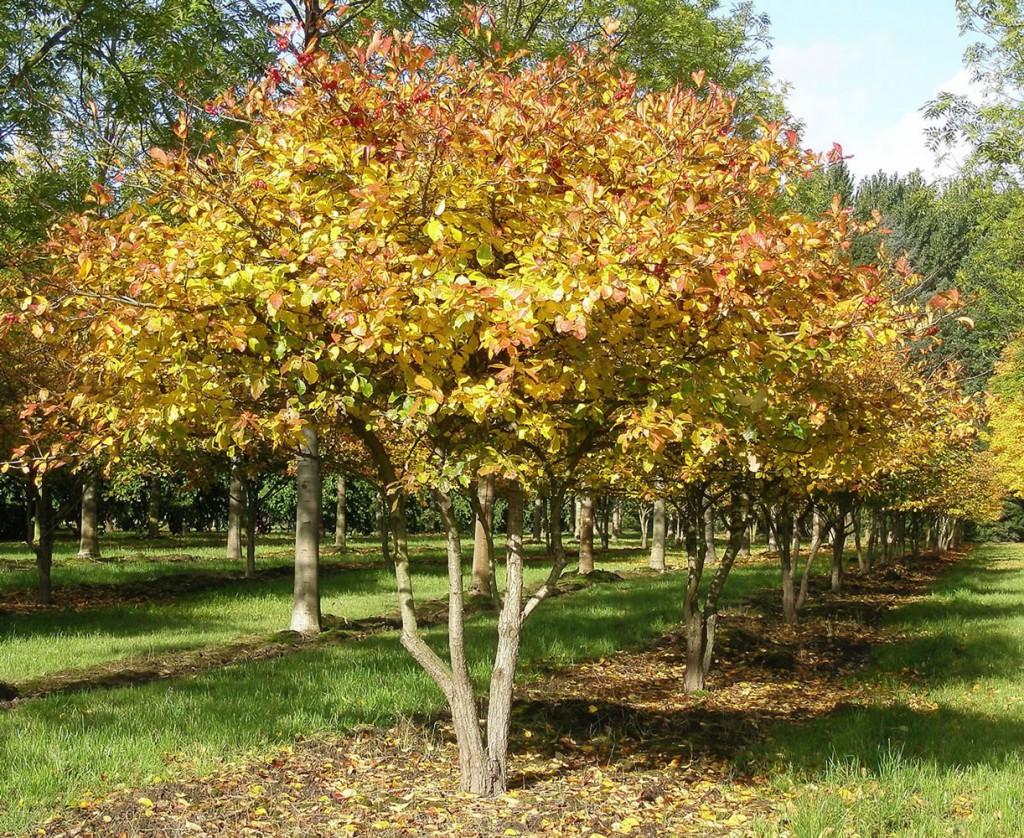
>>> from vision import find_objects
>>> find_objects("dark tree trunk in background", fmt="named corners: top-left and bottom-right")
top-left (334, 474), bottom-right (346, 549)
top-left (33, 479), bottom-right (54, 605)
top-left (77, 473), bottom-right (101, 560)
top-left (245, 477), bottom-right (258, 579)
top-left (290, 425), bottom-right (322, 634)
top-left (146, 476), bottom-right (161, 538)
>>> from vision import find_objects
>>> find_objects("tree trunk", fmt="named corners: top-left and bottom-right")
top-left (245, 477), bottom-right (258, 580)
top-left (146, 476), bottom-right (161, 538)
top-left (227, 462), bottom-right (245, 562)
top-left (598, 496), bottom-right (610, 550)
top-left (796, 509), bottom-right (827, 613)
top-left (290, 425), bottom-right (322, 634)
top-left (573, 495), bottom-right (581, 539)
top-left (484, 484), bottom-right (526, 792)
top-left (683, 487), bottom-right (748, 693)
top-left (334, 474), bottom-right (346, 549)
top-left (77, 473), bottom-right (101, 560)
top-left (376, 490), bottom-right (391, 564)
top-left (578, 492), bottom-right (595, 574)
top-left (703, 493), bottom-right (717, 565)
top-left (776, 507), bottom-right (796, 625)
top-left (649, 497), bottom-right (667, 571)
top-left (532, 496), bottom-right (544, 543)
top-left (471, 474), bottom-right (497, 600)
top-left (854, 506), bottom-right (866, 573)
top-left (33, 479), bottom-right (54, 605)
top-left (612, 497), bottom-right (622, 541)
top-left (831, 503), bottom-right (848, 593)
top-left (638, 503), bottom-right (650, 550)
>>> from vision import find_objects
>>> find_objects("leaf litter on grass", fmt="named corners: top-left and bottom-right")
top-left (20, 553), bottom-right (960, 837)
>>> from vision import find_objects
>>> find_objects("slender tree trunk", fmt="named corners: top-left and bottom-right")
top-left (376, 490), bottom-right (391, 565)
top-left (703, 493), bottom-right (717, 565)
top-left (334, 474), bottom-right (347, 549)
top-left (683, 487), bottom-right (748, 693)
top-left (578, 492), bottom-right (595, 574)
top-left (77, 473), bottom-right (101, 560)
top-left (573, 495), bottom-right (581, 539)
top-left (290, 426), bottom-right (322, 634)
top-left (649, 497), bottom-right (667, 572)
top-left (245, 477), bottom-right (258, 579)
top-left (612, 497), bottom-right (622, 541)
top-left (471, 474), bottom-right (497, 600)
top-left (227, 462), bottom-right (245, 562)
top-left (854, 506), bottom-right (866, 573)
top-left (776, 507), bottom-right (796, 624)
top-left (639, 504), bottom-right (651, 550)
top-left (484, 484), bottom-right (526, 792)
top-left (146, 476), bottom-right (161, 538)
top-left (831, 503), bottom-right (849, 593)
top-left (793, 507), bottom-right (822, 614)
top-left (25, 497), bottom-right (35, 547)
top-left (866, 511), bottom-right (877, 573)
top-left (33, 479), bottom-right (54, 605)
top-left (598, 495), bottom-right (611, 550)
top-left (532, 496), bottom-right (544, 543)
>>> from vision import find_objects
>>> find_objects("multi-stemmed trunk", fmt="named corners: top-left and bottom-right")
top-left (638, 503), bottom-right (651, 550)
top-left (77, 473), bottom-right (101, 560)
top-left (227, 461), bottom-right (246, 562)
top-left (682, 486), bottom-right (748, 693)
top-left (831, 499), bottom-right (851, 593)
top-left (334, 475), bottom-right (346, 549)
top-left (578, 492), bottom-right (595, 574)
top-left (649, 497), bottom-right (666, 572)
top-left (290, 426), bottom-right (321, 634)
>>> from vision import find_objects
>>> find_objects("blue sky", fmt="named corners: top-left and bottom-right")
top-left (752, 0), bottom-right (974, 180)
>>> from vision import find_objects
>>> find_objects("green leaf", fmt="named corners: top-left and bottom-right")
top-left (476, 242), bottom-right (494, 267)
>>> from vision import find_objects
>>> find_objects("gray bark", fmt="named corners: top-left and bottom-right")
top-left (290, 425), bottom-right (322, 634)
top-left (578, 492), bottom-right (595, 574)
top-left (649, 497), bottom-right (666, 572)
top-left (227, 462), bottom-right (245, 562)
top-left (77, 473), bottom-right (101, 560)
top-left (471, 474), bottom-right (497, 600)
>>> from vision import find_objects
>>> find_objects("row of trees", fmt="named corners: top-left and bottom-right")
top-left (0, 6), bottom-right (1000, 790)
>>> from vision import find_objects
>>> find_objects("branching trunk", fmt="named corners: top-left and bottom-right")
top-left (77, 473), bottom-right (101, 560)
top-left (796, 510), bottom-right (827, 613)
top-left (683, 487), bottom-right (748, 693)
top-left (638, 503), bottom-right (651, 550)
top-left (290, 425), bottom-right (322, 634)
top-left (831, 500), bottom-right (850, 593)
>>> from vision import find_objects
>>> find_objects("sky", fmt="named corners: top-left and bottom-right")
top-left (752, 0), bottom-right (976, 182)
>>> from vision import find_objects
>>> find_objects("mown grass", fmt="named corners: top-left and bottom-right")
top-left (0, 534), bottom-right (657, 683)
top-left (749, 543), bottom-right (1024, 837)
top-left (0, 533), bottom-right (779, 835)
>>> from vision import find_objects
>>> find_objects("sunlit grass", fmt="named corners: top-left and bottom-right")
top-left (749, 543), bottom-right (1024, 837)
top-left (0, 531), bottom-right (778, 834)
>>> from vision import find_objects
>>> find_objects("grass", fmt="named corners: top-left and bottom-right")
top-left (0, 534), bottom-right (658, 683)
top-left (749, 542), bottom-right (1024, 837)
top-left (0, 531), bottom-right (783, 834)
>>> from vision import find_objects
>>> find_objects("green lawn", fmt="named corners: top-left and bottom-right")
top-left (750, 542), bottom-right (1024, 837)
top-left (0, 532), bottom-right (785, 834)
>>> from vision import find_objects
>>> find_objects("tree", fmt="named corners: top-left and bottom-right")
top-left (30, 22), bottom-right (935, 793)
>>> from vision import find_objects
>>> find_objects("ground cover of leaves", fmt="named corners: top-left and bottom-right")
top-left (16, 554), bottom-right (956, 838)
